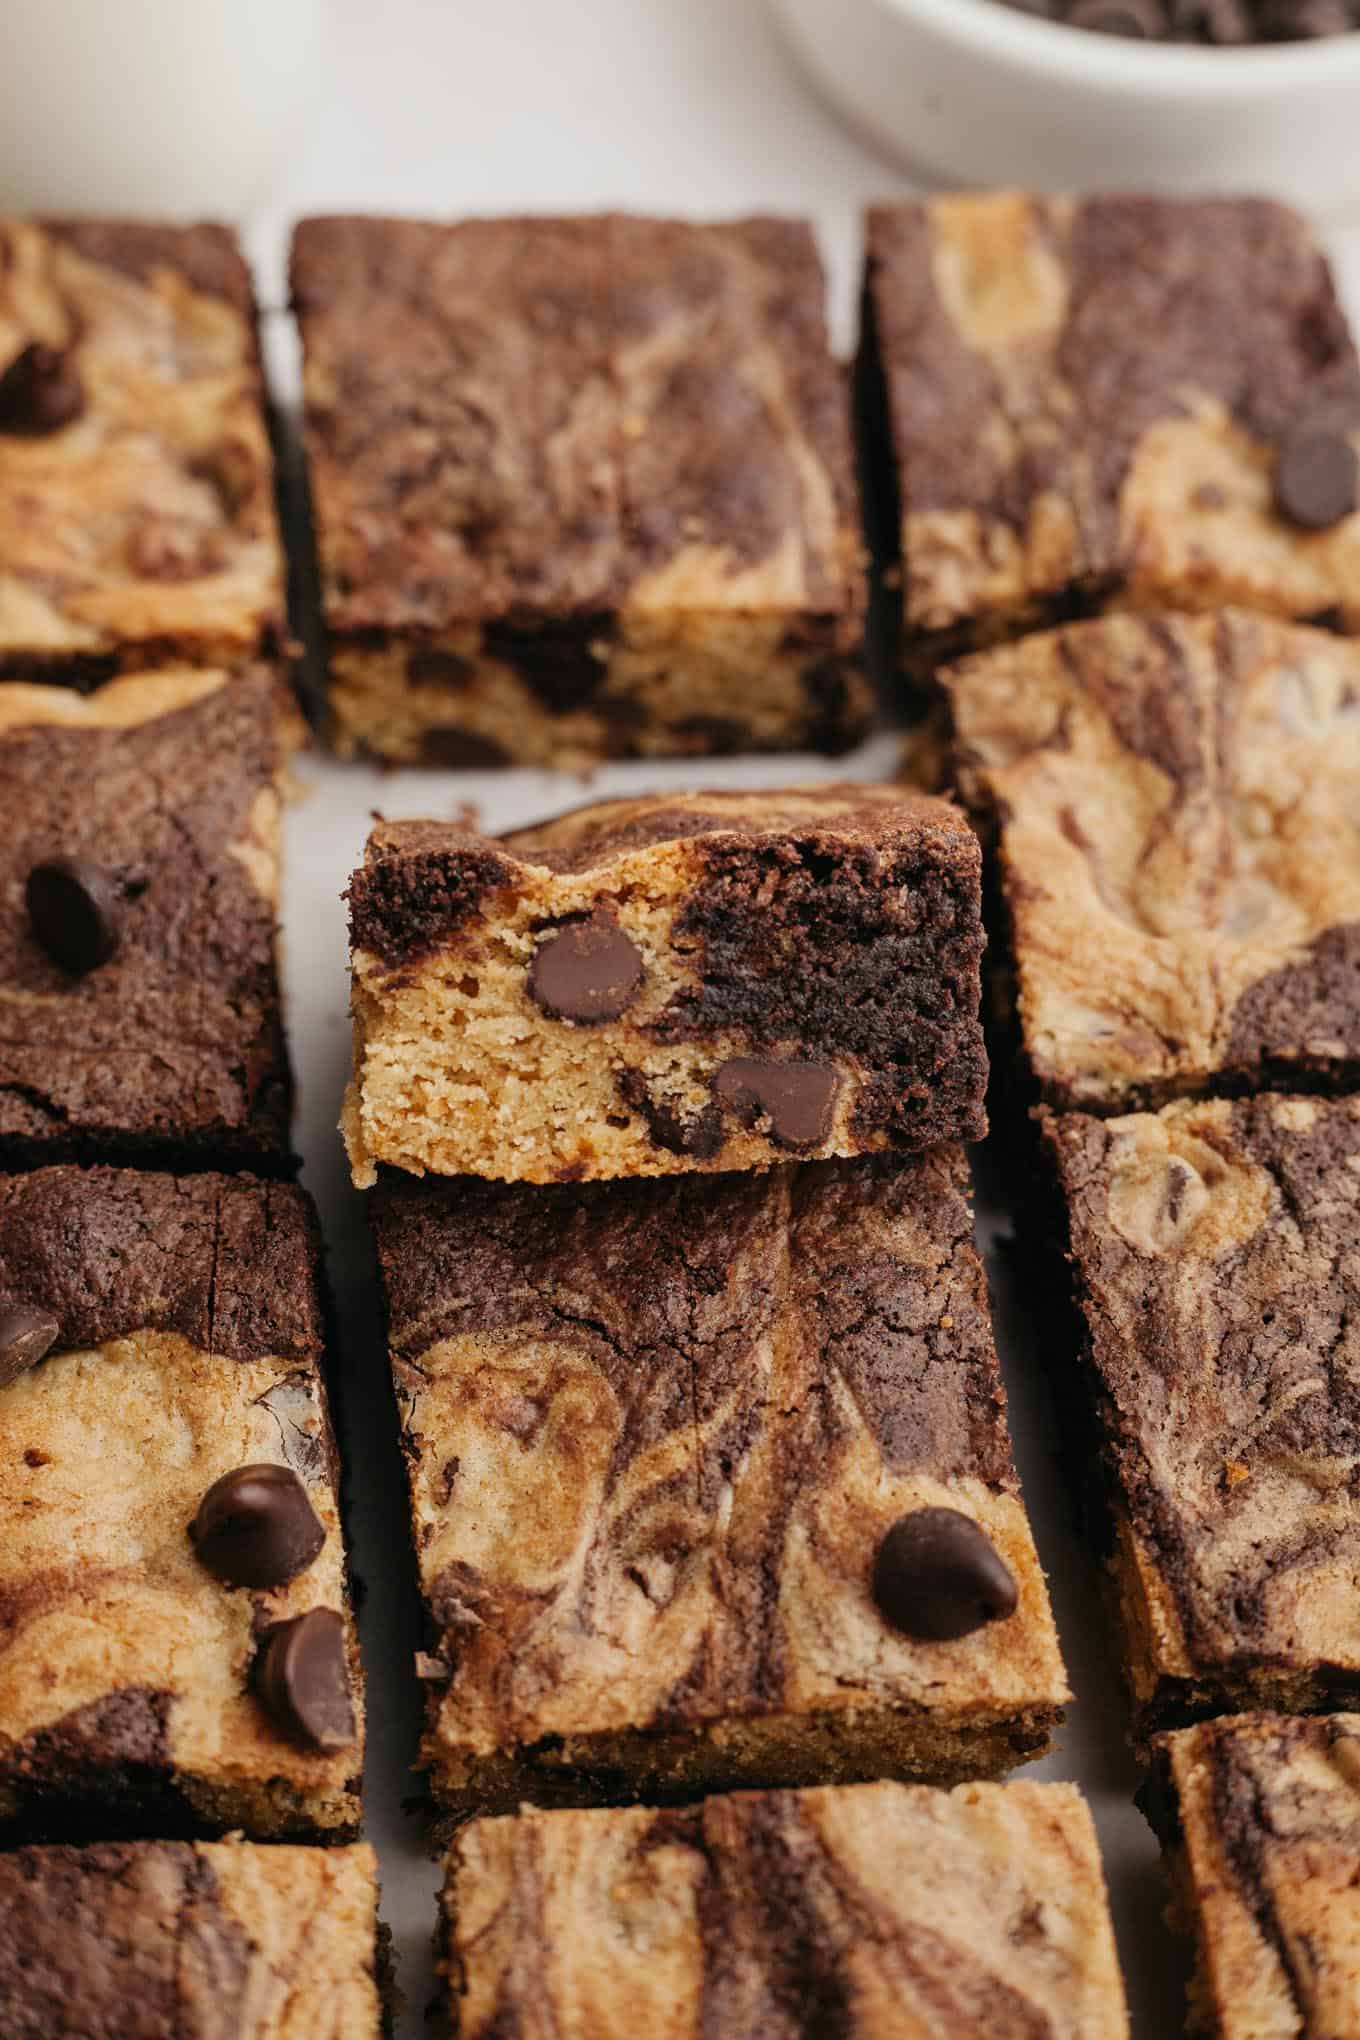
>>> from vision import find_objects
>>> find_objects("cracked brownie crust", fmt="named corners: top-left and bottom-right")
top-left (945, 610), bottom-right (1360, 1114)
top-left (372, 1147), bottom-right (1066, 1819)
top-left (441, 1780), bottom-right (1126, 2039)
top-left (1150, 1713), bottom-right (1360, 2040)
top-left (0, 666), bottom-right (295, 1169)
top-left (345, 785), bottom-right (987, 1186)
top-left (1046, 1094), bottom-right (1360, 1736)
top-left (0, 220), bottom-right (284, 676)
top-left (0, 1837), bottom-right (382, 2037)
top-left (291, 214), bottom-right (868, 765)
top-left (861, 194), bottom-right (1360, 677)
top-left (0, 1166), bottom-right (363, 1841)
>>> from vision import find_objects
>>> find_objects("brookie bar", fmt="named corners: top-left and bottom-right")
top-left (372, 1147), bottom-right (1067, 1822)
top-left (0, 219), bottom-right (284, 681)
top-left (0, 665), bottom-right (295, 1171)
top-left (440, 1780), bottom-right (1128, 2038)
top-left (0, 1838), bottom-right (383, 2037)
top-left (945, 610), bottom-right (1360, 1116)
top-left (345, 785), bottom-right (986, 1187)
top-left (1046, 1093), bottom-right (1360, 1738)
top-left (0, 1165), bottom-right (363, 1841)
top-left (291, 212), bottom-right (869, 766)
top-left (860, 194), bottom-right (1360, 685)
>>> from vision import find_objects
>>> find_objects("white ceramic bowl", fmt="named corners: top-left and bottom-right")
top-left (775, 0), bottom-right (1360, 210)
top-left (0, 0), bottom-right (324, 220)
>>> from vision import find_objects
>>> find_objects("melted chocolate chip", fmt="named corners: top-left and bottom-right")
top-left (25, 857), bottom-right (122, 974)
top-left (527, 909), bottom-right (645, 1024)
top-left (0, 1303), bottom-right (60, 1387)
top-left (872, 1507), bottom-right (1018, 1641)
top-left (1274, 427), bottom-right (1359, 531)
top-left (0, 342), bottom-right (85, 435)
top-left (253, 1608), bottom-right (356, 1751)
top-left (190, 1463), bottom-right (326, 1590)
top-left (711, 1058), bottom-right (840, 1150)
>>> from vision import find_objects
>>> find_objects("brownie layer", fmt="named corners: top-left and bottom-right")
top-left (0, 1838), bottom-right (382, 2037)
top-left (861, 194), bottom-right (1360, 681)
top-left (373, 1148), bottom-right (1067, 1820)
top-left (0, 1166), bottom-right (362, 1841)
top-left (346, 785), bottom-right (987, 1185)
top-left (1046, 1094), bottom-right (1360, 1736)
top-left (1149, 1713), bottom-right (1360, 2040)
top-left (442, 1781), bottom-right (1127, 2038)
top-left (0, 219), bottom-right (283, 673)
top-left (0, 667), bottom-right (294, 1170)
top-left (291, 213), bottom-right (868, 764)
top-left (945, 610), bottom-right (1360, 1115)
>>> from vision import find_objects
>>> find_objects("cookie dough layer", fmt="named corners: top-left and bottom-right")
top-left (946, 611), bottom-right (1360, 1114)
top-left (0, 1839), bottom-right (382, 2038)
top-left (861, 195), bottom-right (1360, 680)
top-left (372, 1149), bottom-right (1067, 1821)
top-left (442, 1781), bottom-right (1127, 2039)
top-left (0, 1166), bottom-right (363, 1841)
top-left (0, 665), bottom-right (295, 1170)
top-left (1046, 1094), bottom-right (1360, 1738)
top-left (292, 214), bottom-right (868, 765)
top-left (0, 220), bottom-right (283, 676)
top-left (1150, 1714), bottom-right (1360, 2040)
top-left (346, 786), bottom-right (986, 1187)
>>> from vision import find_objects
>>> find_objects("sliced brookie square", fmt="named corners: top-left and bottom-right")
top-left (0, 1838), bottom-right (383, 2036)
top-left (441, 1780), bottom-right (1127, 2039)
top-left (345, 784), bottom-right (986, 1187)
top-left (1147, 1713), bottom-right (1360, 2040)
top-left (371, 1147), bottom-right (1068, 1824)
top-left (290, 212), bottom-right (868, 767)
top-left (945, 610), bottom-right (1360, 1115)
top-left (0, 219), bottom-right (284, 681)
top-left (860, 194), bottom-right (1360, 686)
top-left (0, 1165), bottom-right (363, 1841)
top-left (1045, 1092), bottom-right (1360, 1740)
top-left (0, 665), bottom-right (295, 1170)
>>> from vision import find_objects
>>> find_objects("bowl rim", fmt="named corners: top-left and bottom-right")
top-left (877, 0), bottom-right (1360, 91)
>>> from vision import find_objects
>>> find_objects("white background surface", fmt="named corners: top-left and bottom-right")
top-left (249, 6), bottom-right (1360, 2032)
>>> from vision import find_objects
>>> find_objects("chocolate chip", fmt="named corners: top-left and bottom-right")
top-left (528, 909), bottom-right (645, 1024)
top-left (872, 1508), bottom-right (1019, 1641)
top-left (1274, 427), bottom-right (1359, 531)
top-left (190, 1464), bottom-right (326, 1590)
top-left (25, 857), bottom-right (122, 975)
top-left (0, 343), bottom-right (85, 435)
top-left (0, 1304), bottom-right (60, 1387)
top-left (254, 1608), bottom-right (356, 1751)
top-left (712, 1058), bottom-right (840, 1150)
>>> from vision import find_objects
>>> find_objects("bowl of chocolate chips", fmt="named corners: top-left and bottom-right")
top-left (775, 0), bottom-right (1360, 206)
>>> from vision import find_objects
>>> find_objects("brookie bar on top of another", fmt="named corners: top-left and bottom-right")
top-left (0, 664), bottom-right (296, 1171)
top-left (0, 1839), bottom-right (383, 2038)
top-left (440, 1780), bottom-right (1128, 2039)
top-left (1145, 1713), bottom-right (1360, 2040)
top-left (291, 212), bottom-right (869, 767)
top-left (372, 1147), bottom-right (1068, 1822)
top-left (0, 219), bottom-right (284, 683)
top-left (859, 193), bottom-right (1360, 685)
top-left (345, 785), bottom-right (986, 1187)
top-left (945, 610), bottom-right (1360, 1116)
top-left (1045, 1093), bottom-right (1360, 1740)
top-left (0, 1165), bottom-right (363, 1842)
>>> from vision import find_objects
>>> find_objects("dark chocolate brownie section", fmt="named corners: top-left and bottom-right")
top-left (0, 674), bottom-right (292, 1169)
top-left (0, 1167), bottom-right (323, 1364)
top-left (345, 825), bottom-right (514, 970)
